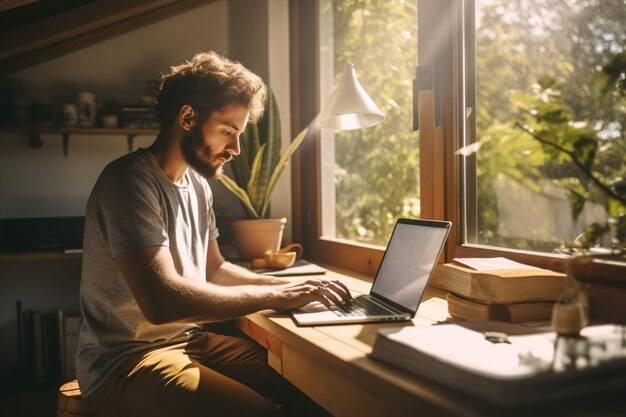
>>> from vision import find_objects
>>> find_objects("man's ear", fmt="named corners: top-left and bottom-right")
top-left (178, 105), bottom-right (196, 131)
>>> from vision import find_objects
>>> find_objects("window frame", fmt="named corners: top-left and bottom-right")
top-left (289, 0), bottom-right (585, 277)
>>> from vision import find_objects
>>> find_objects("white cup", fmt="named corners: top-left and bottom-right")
top-left (62, 103), bottom-right (78, 126)
top-left (76, 92), bottom-right (99, 127)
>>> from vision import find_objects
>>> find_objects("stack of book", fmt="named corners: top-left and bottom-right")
top-left (120, 105), bottom-right (159, 128)
top-left (439, 257), bottom-right (566, 323)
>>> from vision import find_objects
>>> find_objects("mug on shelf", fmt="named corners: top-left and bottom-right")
top-left (76, 92), bottom-right (100, 127)
top-left (62, 103), bottom-right (78, 126)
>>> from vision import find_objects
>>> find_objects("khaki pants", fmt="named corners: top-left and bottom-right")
top-left (84, 323), bottom-right (325, 417)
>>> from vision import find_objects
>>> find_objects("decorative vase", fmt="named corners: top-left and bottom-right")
top-left (230, 217), bottom-right (287, 261)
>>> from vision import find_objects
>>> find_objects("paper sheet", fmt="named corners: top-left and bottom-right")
top-left (453, 257), bottom-right (540, 271)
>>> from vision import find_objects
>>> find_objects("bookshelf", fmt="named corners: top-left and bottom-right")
top-left (0, 253), bottom-right (83, 397)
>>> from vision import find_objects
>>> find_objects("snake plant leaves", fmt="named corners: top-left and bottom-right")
top-left (229, 105), bottom-right (261, 190)
top-left (219, 87), bottom-right (306, 219)
top-left (247, 91), bottom-right (281, 216)
top-left (260, 127), bottom-right (309, 218)
top-left (219, 174), bottom-right (258, 218)
top-left (247, 143), bottom-right (266, 215)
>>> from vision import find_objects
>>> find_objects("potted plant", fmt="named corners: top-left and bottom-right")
top-left (219, 90), bottom-right (308, 260)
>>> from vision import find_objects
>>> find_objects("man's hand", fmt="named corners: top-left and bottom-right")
top-left (271, 278), bottom-right (353, 311)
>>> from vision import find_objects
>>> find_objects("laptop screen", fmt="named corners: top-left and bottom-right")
top-left (371, 219), bottom-right (450, 313)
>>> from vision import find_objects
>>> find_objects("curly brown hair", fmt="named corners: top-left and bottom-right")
top-left (155, 52), bottom-right (267, 129)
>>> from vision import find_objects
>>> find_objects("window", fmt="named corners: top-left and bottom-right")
top-left (318, 0), bottom-right (419, 247)
top-left (464, 0), bottom-right (626, 254)
top-left (291, 0), bottom-right (625, 274)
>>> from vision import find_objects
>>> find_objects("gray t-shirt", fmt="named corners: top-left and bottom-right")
top-left (76, 148), bottom-right (219, 397)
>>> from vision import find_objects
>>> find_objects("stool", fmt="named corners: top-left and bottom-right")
top-left (56, 380), bottom-right (92, 417)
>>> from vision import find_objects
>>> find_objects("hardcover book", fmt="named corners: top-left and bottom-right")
top-left (446, 293), bottom-right (554, 323)
top-left (440, 260), bottom-right (566, 304)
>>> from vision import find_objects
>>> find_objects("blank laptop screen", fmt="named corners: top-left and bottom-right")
top-left (371, 220), bottom-right (449, 312)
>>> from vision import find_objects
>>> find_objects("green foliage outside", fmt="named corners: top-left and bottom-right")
top-left (513, 67), bottom-right (626, 249)
top-left (328, 0), bottom-right (625, 251)
top-left (472, 0), bottom-right (626, 251)
top-left (330, 0), bottom-right (419, 246)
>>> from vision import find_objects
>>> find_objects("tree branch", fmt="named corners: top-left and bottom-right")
top-left (515, 122), bottom-right (626, 206)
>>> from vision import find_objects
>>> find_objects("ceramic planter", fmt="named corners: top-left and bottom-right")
top-left (230, 217), bottom-right (287, 261)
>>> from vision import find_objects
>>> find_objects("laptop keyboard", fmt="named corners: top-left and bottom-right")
top-left (331, 296), bottom-right (394, 317)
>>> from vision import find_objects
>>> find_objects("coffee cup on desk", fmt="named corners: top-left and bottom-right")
top-left (76, 92), bottom-right (100, 127)
top-left (264, 250), bottom-right (297, 269)
top-left (249, 243), bottom-right (304, 270)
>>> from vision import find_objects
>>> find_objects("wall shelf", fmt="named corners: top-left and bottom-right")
top-left (0, 125), bottom-right (159, 155)
top-left (0, 251), bottom-right (82, 262)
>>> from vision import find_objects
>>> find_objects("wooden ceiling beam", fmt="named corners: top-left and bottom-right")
top-left (0, 0), bottom-right (213, 76)
top-left (0, 0), bottom-right (38, 14)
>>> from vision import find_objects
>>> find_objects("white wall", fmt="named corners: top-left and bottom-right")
top-left (220, 0), bottom-right (293, 242)
top-left (267, 0), bottom-right (293, 242)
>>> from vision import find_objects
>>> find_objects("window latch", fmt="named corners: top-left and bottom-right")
top-left (413, 65), bottom-right (433, 131)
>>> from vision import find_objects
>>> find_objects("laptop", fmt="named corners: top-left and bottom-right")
top-left (291, 218), bottom-right (451, 326)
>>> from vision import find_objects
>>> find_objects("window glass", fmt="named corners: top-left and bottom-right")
top-left (466, 0), bottom-right (626, 252)
top-left (319, 0), bottom-right (419, 247)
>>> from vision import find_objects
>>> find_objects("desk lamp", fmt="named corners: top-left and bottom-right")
top-left (316, 61), bottom-right (385, 131)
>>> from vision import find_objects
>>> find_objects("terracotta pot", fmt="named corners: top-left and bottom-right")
top-left (230, 217), bottom-right (287, 261)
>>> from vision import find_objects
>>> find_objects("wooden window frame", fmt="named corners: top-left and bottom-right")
top-left (289, 0), bottom-right (619, 278)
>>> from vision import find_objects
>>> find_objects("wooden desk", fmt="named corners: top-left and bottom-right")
top-left (236, 268), bottom-right (626, 417)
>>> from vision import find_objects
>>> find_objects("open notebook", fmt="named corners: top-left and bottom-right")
top-left (291, 218), bottom-right (451, 326)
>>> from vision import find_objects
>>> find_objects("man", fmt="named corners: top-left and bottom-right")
top-left (76, 52), bottom-right (352, 417)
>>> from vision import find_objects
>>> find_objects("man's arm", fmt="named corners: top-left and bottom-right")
top-left (205, 239), bottom-right (282, 286)
top-left (116, 245), bottom-right (352, 325)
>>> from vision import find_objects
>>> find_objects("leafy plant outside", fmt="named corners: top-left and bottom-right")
top-left (512, 52), bottom-right (626, 249)
top-left (473, 0), bottom-right (626, 251)
top-left (330, 0), bottom-right (419, 245)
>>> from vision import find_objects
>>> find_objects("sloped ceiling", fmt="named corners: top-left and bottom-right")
top-left (0, 0), bottom-right (215, 77)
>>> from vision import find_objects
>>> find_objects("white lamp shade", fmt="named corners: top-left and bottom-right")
top-left (316, 62), bottom-right (385, 131)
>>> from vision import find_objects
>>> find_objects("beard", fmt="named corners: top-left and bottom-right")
top-left (180, 124), bottom-right (230, 180)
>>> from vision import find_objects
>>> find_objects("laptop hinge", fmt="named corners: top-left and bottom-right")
top-left (370, 295), bottom-right (410, 315)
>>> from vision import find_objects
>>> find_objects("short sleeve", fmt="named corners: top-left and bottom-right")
top-left (89, 165), bottom-right (169, 258)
